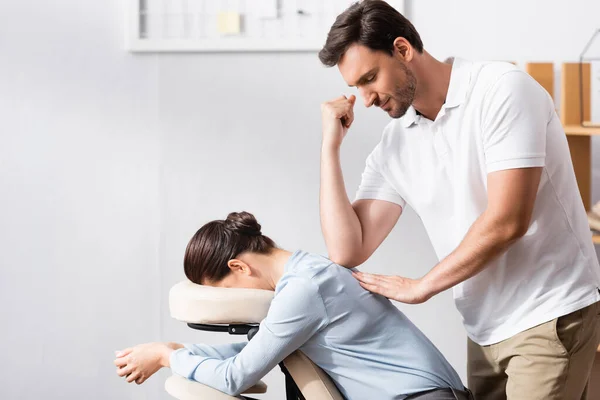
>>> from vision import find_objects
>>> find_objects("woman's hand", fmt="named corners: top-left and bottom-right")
top-left (114, 342), bottom-right (178, 385)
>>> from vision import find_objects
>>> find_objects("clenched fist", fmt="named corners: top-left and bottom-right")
top-left (321, 95), bottom-right (356, 149)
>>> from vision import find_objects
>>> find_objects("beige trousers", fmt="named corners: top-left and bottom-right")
top-left (467, 302), bottom-right (600, 400)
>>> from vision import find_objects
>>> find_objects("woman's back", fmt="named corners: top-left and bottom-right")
top-left (280, 250), bottom-right (463, 399)
top-left (168, 249), bottom-right (463, 399)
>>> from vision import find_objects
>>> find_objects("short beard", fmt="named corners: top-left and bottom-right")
top-left (388, 64), bottom-right (417, 119)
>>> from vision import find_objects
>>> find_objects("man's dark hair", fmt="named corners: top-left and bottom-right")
top-left (319, 0), bottom-right (423, 67)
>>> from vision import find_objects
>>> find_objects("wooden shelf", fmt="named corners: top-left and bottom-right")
top-left (564, 125), bottom-right (600, 136)
top-left (527, 63), bottom-right (599, 234)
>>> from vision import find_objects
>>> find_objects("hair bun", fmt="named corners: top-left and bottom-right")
top-left (224, 212), bottom-right (262, 236)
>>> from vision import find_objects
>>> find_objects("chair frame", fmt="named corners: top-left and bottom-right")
top-left (188, 322), bottom-right (306, 400)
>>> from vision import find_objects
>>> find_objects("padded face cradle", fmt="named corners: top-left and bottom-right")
top-left (169, 281), bottom-right (274, 324)
top-left (167, 280), bottom-right (345, 400)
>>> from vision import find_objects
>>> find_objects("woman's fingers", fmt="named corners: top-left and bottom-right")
top-left (116, 365), bottom-right (132, 377)
top-left (115, 348), bottom-right (133, 358)
top-left (114, 356), bottom-right (128, 368)
top-left (126, 370), bottom-right (140, 383)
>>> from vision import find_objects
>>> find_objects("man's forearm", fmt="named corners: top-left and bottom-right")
top-left (320, 145), bottom-right (362, 263)
top-left (421, 211), bottom-right (525, 298)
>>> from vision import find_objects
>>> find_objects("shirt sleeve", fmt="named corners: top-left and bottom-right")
top-left (354, 147), bottom-right (406, 208)
top-left (181, 342), bottom-right (247, 359)
top-left (481, 70), bottom-right (552, 173)
top-left (169, 278), bottom-right (329, 396)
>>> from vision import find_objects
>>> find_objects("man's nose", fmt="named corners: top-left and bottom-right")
top-left (359, 87), bottom-right (376, 108)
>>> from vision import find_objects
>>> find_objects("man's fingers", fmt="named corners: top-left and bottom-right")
top-left (352, 271), bottom-right (369, 283)
top-left (344, 107), bottom-right (355, 128)
top-left (358, 281), bottom-right (386, 296)
top-left (360, 272), bottom-right (398, 284)
top-left (135, 376), bottom-right (145, 385)
top-left (344, 95), bottom-right (356, 127)
top-left (359, 271), bottom-right (385, 280)
top-left (359, 281), bottom-right (395, 299)
top-left (354, 273), bottom-right (400, 298)
top-left (358, 281), bottom-right (377, 292)
top-left (353, 271), bottom-right (385, 284)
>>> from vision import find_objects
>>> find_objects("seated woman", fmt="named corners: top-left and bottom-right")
top-left (114, 212), bottom-right (471, 400)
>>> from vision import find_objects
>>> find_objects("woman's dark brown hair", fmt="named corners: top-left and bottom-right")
top-left (184, 212), bottom-right (276, 285)
top-left (318, 0), bottom-right (423, 67)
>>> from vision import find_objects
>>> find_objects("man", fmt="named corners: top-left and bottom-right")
top-left (317, 1), bottom-right (600, 399)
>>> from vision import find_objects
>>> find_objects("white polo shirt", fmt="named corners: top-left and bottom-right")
top-left (356, 58), bottom-right (600, 345)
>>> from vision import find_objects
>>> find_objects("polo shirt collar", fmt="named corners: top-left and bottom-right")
top-left (401, 57), bottom-right (472, 128)
top-left (401, 106), bottom-right (419, 128)
top-left (444, 57), bottom-right (472, 109)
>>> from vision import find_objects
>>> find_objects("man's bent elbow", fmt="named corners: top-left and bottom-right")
top-left (497, 219), bottom-right (530, 244)
top-left (328, 250), bottom-right (367, 268)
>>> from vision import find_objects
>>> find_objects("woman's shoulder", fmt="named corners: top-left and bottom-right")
top-left (282, 250), bottom-right (352, 292)
top-left (286, 250), bottom-right (339, 275)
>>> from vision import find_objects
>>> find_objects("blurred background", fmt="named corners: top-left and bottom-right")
top-left (1, 0), bottom-right (599, 399)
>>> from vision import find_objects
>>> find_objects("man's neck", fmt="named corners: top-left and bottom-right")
top-left (411, 51), bottom-right (453, 121)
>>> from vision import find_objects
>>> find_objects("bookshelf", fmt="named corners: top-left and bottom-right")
top-left (563, 125), bottom-right (600, 136)
top-left (525, 62), bottom-right (599, 245)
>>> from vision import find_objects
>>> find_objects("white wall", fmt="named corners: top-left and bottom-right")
top-left (1, 1), bottom-right (599, 399)
top-left (0, 1), bottom-right (164, 399)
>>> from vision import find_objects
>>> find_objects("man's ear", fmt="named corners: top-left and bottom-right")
top-left (392, 37), bottom-right (413, 62)
top-left (227, 259), bottom-right (252, 276)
